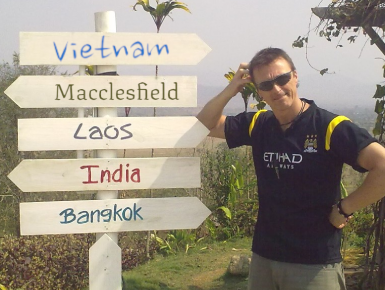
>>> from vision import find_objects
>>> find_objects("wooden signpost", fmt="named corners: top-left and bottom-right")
top-left (89, 234), bottom-right (121, 290)
top-left (18, 116), bottom-right (209, 151)
top-left (8, 157), bottom-right (201, 192)
top-left (7, 11), bottom-right (212, 290)
top-left (20, 197), bottom-right (211, 235)
top-left (5, 75), bottom-right (197, 108)
top-left (20, 32), bottom-right (211, 65)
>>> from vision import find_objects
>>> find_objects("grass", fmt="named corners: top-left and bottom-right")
top-left (122, 236), bottom-right (252, 290)
top-left (122, 235), bottom-right (366, 290)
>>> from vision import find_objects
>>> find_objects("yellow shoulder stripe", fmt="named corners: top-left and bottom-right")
top-left (325, 116), bottom-right (351, 151)
top-left (249, 110), bottom-right (267, 137)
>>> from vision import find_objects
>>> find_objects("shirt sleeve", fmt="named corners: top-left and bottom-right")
top-left (329, 120), bottom-right (378, 172)
top-left (225, 112), bottom-right (256, 148)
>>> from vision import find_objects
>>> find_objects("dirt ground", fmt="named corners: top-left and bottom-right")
top-left (345, 266), bottom-right (366, 290)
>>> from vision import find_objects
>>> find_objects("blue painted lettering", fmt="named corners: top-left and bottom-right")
top-left (59, 208), bottom-right (76, 224)
top-left (53, 37), bottom-right (169, 60)
top-left (77, 210), bottom-right (89, 224)
top-left (113, 45), bottom-right (128, 56)
top-left (59, 203), bottom-right (143, 225)
top-left (101, 209), bottom-right (112, 222)
top-left (71, 43), bottom-right (77, 58)
top-left (113, 204), bottom-right (123, 221)
top-left (95, 35), bottom-right (111, 58)
top-left (131, 41), bottom-right (144, 58)
top-left (147, 44), bottom-right (169, 55)
top-left (53, 42), bottom-right (68, 61)
top-left (81, 44), bottom-right (93, 58)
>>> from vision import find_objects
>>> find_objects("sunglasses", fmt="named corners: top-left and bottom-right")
top-left (256, 71), bottom-right (293, 91)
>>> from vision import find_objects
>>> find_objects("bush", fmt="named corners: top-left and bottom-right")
top-left (120, 232), bottom-right (158, 270)
top-left (0, 234), bottom-right (93, 289)
top-left (0, 233), bottom-right (160, 289)
top-left (205, 199), bottom-right (258, 241)
top-left (200, 143), bottom-right (258, 241)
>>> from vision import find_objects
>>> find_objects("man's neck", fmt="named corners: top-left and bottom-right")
top-left (275, 98), bottom-right (308, 129)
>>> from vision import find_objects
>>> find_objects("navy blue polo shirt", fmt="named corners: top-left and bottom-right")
top-left (225, 99), bottom-right (376, 264)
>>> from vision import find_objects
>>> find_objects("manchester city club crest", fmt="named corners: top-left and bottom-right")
top-left (304, 135), bottom-right (318, 153)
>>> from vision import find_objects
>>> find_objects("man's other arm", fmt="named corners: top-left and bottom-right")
top-left (329, 142), bottom-right (385, 228)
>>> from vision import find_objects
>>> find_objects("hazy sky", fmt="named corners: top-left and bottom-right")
top-left (1, 0), bottom-right (384, 109)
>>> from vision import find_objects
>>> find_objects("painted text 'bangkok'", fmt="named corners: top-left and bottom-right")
top-left (59, 203), bottom-right (143, 224)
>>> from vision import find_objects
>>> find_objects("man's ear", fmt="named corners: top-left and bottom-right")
top-left (293, 70), bottom-right (298, 80)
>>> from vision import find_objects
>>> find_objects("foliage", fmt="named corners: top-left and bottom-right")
top-left (120, 232), bottom-right (159, 270)
top-left (372, 83), bottom-right (385, 142)
top-left (294, 1), bottom-right (385, 47)
top-left (151, 230), bottom-right (204, 256)
top-left (314, 1), bottom-right (385, 42)
top-left (224, 69), bottom-right (266, 112)
top-left (207, 200), bottom-right (258, 241)
top-left (343, 206), bottom-right (374, 249)
top-left (292, 1), bottom-right (385, 75)
top-left (0, 233), bottom-right (160, 289)
top-left (0, 234), bottom-right (93, 290)
top-left (132, 0), bottom-right (191, 32)
top-left (200, 144), bottom-right (258, 240)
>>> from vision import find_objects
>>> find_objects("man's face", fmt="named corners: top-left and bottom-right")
top-left (252, 57), bottom-right (298, 112)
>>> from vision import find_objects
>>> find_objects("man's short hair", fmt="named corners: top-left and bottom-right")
top-left (249, 48), bottom-right (296, 84)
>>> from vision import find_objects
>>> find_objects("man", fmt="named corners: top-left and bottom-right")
top-left (197, 47), bottom-right (385, 290)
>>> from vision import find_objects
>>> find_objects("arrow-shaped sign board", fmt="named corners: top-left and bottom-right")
top-left (20, 197), bottom-right (211, 235)
top-left (5, 75), bottom-right (197, 108)
top-left (20, 32), bottom-right (211, 65)
top-left (18, 117), bottom-right (209, 151)
top-left (89, 234), bottom-right (121, 290)
top-left (8, 157), bottom-right (200, 192)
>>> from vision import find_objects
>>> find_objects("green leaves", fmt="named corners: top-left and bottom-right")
top-left (292, 36), bottom-right (308, 48)
top-left (372, 84), bottom-right (385, 137)
top-left (340, 181), bottom-right (348, 199)
top-left (224, 68), bottom-right (263, 112)
top-left (151, 229), bottom-right (201, 255)
top-left (320, 68), bottom-right (329, 75)
top-left (373, 84), bottom-right (385, 99)
top-left (375, 99), bottom-right (385, 114)
top-left (133, 0), bottom-right (190, 32)
top-left (218, 206), bottom-right (232, 220)
top-left (373, 114), bottom-right (383, 137)
top-left (347, 35), bottom-right (357, 43)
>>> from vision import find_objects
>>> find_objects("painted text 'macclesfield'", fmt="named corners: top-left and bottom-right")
top-left (56, 82), bottom-right (179, 101)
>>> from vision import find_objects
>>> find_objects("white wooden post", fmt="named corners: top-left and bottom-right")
top-left (77, 65), bottom-right (85, 160)
top-left (89, 11), bottom-right (121, 290)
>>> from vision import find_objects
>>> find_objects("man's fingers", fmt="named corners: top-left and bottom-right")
top-left (235, 69), bottom-right (251, 81)
top-left (238, 62), bottom-right (250, 69)
top-left (235, 63), bottom-right (251, 79)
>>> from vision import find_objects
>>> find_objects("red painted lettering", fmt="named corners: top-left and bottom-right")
top-left (80, 165), bottom-right (100, 184)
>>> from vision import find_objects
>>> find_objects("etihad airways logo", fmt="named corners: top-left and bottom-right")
top-left (264, 152), bottom-right (303, 170)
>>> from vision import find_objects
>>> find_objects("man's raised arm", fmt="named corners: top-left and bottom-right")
top-left (196, 63), bottom-right (251, 139)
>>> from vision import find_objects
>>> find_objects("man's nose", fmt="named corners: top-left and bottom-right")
top-left (271, 83), bottom-right (282, 92)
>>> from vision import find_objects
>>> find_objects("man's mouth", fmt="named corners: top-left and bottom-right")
top-left (273, 93), bottom-right (286, 101)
